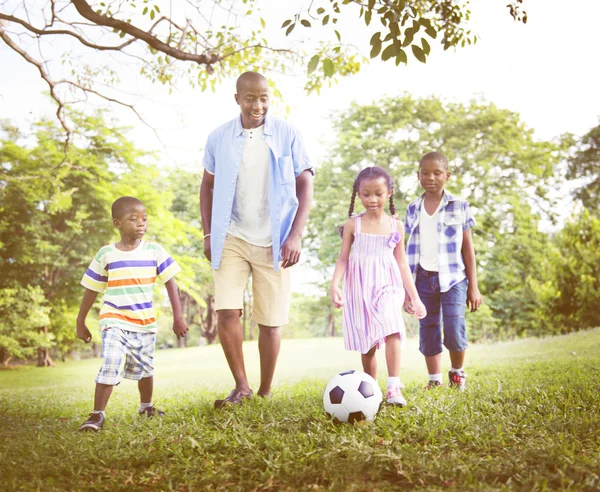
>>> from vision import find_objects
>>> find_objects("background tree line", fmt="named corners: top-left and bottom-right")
top-left (1, 94), bottom-right (599, 366)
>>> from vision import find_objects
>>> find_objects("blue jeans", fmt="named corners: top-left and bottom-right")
top-left (416, 267), bottom-right (468, 357)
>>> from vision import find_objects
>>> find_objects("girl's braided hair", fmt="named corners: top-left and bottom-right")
top-left (340, 166), bottom-right (396, 236)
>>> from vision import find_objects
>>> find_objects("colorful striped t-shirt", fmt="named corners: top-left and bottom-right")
top-left (81, 241), bottom-right (181, 333)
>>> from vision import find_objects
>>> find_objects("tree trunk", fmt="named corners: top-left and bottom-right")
top-left (202, 294), bottom-right (218, 344)
top-left (328, 313), bottom-right (335, 337)
top-left (37, 326), bottom-right (54, 367)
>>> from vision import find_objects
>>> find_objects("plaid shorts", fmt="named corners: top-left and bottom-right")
top-left (95, 327), bottom-right (156, 385)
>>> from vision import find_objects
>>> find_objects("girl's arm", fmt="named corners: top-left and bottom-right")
top-left (330, 219), bottom-right (355, 308)
top-left (393, 226), bottom-right (427, 319)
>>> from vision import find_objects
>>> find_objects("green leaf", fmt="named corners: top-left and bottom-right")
top-left (317, 7), bottom-right (325, 14)
top-left (370, 38), bottom-right (382, 58)
top-left (368, 0), bottom-right (375, 9)
top-left (411, 44), bottom-right (426, 63)
top-left (143, 6), bottom-right (148, 14)
top-left (301, 19), bottom-right (312, 28)
top-left (323, 58), bottom-right (335, 78)
top-left (154, 4), bottom-right (160, 12)
top-left (381, 43), bottom-right (396, 61)
top-left (402, 27), bottom-right (414, 47)
top-left (322, 15), bottom-right (330, 25)
top-left (369, 32), bottom-right (381, 45)
top-left (307, 55), bottom-right (320, 75)
top-left (334, 30), bottom-right (341, 42)
top-left (425, 26), bottom-right (437, 39)
top-left (365, 10), bottom-right (372, 26)
top-left (421, 38), bottom-right (431, 55)
top-left (281, 19), bottom-right (292, 28)
top-left (260, 17), bottom-right (266, 29)
top-left (285, 23), bottom-right (295, 36)
top-left (395, 49), bottom-right (407, 65)
top-left (150, 9), bottom-right (155, 20)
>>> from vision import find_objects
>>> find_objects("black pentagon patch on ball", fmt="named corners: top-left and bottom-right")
top-left (339, 370), bottom-right (355, 376)
top-left (358, 380), bottom-right (374, 398)
top-left (347, 411), bottom-right (365, 424)
top-left (329, 386), bottom-right (345, 404)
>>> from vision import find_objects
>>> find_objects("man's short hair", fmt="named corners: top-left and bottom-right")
top-left (111, 196), bottom-right (145, 219)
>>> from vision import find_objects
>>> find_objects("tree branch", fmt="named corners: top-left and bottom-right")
top-left (0, 12), bottom-right (137, 50)
top-left (70, 0), bottom-right (218, 64)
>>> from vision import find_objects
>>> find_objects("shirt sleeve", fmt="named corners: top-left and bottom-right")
top-left (81, 250), bottom-right (108, 293)
top-left (156, 245), bottom-right (182, 283)
top-left (290, 125), bottom-right (313, 177)
top-left (462, 201), bottom-right (476, 231)
top-left (202, 132), bottom-right (216, 175)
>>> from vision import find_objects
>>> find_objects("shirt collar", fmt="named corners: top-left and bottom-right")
top-left (415, 190), bottom-right (455, 209)
top-left (234, 114), bottom-right (273, 137)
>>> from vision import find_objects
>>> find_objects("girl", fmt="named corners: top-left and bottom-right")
top-left (330, 166), bottom-right (426, 406)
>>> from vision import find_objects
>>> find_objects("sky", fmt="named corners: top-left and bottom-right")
top-left (1, 0), bottom-right (600, 291)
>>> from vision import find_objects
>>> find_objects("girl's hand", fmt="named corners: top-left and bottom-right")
top-left (411, 299), bottom-right (427, 320)
top-left (403, 295), bottom-right (415, 315)
top-left (331, 286), bottom-right (344, 308)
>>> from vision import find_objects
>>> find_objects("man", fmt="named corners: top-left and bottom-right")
top-left (200, 71), bottom-right (314, 408)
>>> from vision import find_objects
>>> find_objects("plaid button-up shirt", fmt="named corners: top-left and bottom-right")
top-left (404, 191), bottom-right (475, 293)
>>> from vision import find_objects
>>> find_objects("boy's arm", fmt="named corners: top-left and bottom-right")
top-left (76, 288), bottom-right (99, 343)
top-left (165, 278), bottom-right (189, 338)
top-left (462, 229), bottom-right (482, 312)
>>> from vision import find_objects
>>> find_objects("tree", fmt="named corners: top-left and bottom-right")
top-left (0, 0), bottom-right (527, 139)
top-left (307, 94), bottom-right (560, 339)
top-left (566, 122), bottom-right (600, 213)
top-left (0, 114), bottom-right (210, 363)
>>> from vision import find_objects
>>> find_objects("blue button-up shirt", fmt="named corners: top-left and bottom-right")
top-left (404, 191), bottom-right (475, 293)
top-left (203, 114), bottom-right (312, 270)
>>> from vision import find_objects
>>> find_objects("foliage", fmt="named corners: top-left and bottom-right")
top-left (0, 286), bottom-right (51, 366)
top-left (0, 330), bottom-right (599, 490)
top-left (538, 209), bottom-right (600, 332)
top-left (566, 122), bottom-right (600, 212)
top-left (306, 94), bottom-right (561, 339)
top-left (0, 0), bottom-right (527, 134)
top-left (0, 115), bottom-right (211, 362)
top-left (285, 292), bottom-right (342, 338)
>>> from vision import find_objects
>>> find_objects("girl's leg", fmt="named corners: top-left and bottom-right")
top-left (385, 333), bottom-right (401, 377)
top-left (361, 346), bottom-right (377, 379)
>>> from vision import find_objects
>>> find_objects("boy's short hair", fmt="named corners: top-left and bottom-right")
top-left (111, 196), bottom-right (145, 219)
top-left (419, 151), bottom-right (449, 169)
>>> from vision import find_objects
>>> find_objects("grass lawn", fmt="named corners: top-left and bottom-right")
top-left (1, 330), bottom-right (599, 491)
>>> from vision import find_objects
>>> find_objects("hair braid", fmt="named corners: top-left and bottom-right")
top-left (348, 181), bottom-right (358, 218)
top-left (389, 194), bottom-right (396, 216)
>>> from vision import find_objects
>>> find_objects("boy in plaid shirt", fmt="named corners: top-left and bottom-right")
top-left (76, 196), bottom-right (188, 431)
top-left (404, 152), bottom-right (482, 390)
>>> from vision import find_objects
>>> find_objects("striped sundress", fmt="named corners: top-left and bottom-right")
top-left (342, 214), bottom-right (406, 354)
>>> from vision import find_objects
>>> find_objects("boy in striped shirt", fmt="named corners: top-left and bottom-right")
top-left (76, 196), bottom-right (188, 431)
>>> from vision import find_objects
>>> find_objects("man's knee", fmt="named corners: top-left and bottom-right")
top-left (217, 309), bottom-right (242, 327)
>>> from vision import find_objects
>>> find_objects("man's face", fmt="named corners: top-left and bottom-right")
top-left (235, 77), bottom-right (269, 129)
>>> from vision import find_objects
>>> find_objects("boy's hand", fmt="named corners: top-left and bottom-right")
top-left (467, 285), bottom-right (483, 312)
top-left (76, 323), bottom-right (92, 343)
top-left (173, 317), bottom-right (189, 339)
top-left (411, 299), bottom-right (427, 320)
top-left (331, 286), bottom-right (344, 308)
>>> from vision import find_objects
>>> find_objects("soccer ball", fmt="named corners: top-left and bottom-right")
top-left (323, 370), bottom-right (383, 423)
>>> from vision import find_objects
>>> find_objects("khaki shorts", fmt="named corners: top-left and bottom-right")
top-left (213, 235), bottom-right (291, 326)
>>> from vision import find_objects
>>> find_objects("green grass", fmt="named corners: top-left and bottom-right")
top-left (1, 330), bottom-right (599, 491)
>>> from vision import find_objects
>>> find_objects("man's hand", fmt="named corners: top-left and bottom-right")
top-left (173, 317), bottom-right (189, 339)
top-left (467, 285), bottom-right (483, 312)
top-left (76, 322), bottom-right (92, 343)
top-left (281, 232), bottom-right (301, 269)
top-left (203, 240), bottom-right (212, 263)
